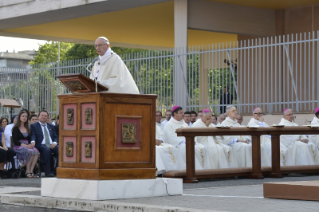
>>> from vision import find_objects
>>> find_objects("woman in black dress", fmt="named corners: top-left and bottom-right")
top-left (12, 110), bottom-right (39, 178)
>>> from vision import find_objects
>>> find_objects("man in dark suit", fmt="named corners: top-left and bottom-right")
top-left (220, 86), bottom-right (233, 114)
top-left (30, 110), bottom-right (58, 177)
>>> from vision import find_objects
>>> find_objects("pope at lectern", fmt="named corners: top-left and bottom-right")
top-left (89, 36), bottom-right (139, 94)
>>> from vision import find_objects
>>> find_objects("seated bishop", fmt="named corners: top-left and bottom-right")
top-left (279, 109), bottom-right (319, 166)
top-left (247, 107), bottom-right (287, 166)
top-left (218, 106), bottom-right (253, 168)
top-left (163, 106), bottom-right (211, 170)
top-left (309, 107), bottom-right (319, 146)
top-left (192, 109), bottom-right (238, 169)
top-left (155, 124), bottom-right (185, 174)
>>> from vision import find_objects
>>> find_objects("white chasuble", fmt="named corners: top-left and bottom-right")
top-left (309, 116), bottom-right (319, 146)
top-left (155, 125), bottom-right (185, 174)
top-left (218, 117), bottom-right (252, 168)
top-left (247, 118), bottom-right (287, 166)
top-left (279, 118), bottom-right (319, 166)
top-left (90, 51), bottom-right (139, 94)
top-left (192, 119), bottom-right (238, 169)
top-left (163, 118), bottom-right (211, 170)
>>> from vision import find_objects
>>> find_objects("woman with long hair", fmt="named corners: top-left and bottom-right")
top-left (12, 110), bottom-right (40, 178)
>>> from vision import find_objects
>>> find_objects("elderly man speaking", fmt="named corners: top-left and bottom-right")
top-left (90, 36), bottom-right (139, 94)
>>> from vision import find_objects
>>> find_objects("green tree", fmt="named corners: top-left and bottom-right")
top-left (65, 44), bottom-right (98, 60)
top-left (30, 42), bottom-right (74, 65)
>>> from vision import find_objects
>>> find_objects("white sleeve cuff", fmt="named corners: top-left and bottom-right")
top-left (177, 140), bottom-right (186, 147)
top-left (31, 141), bottom-right (35, 143)
top-left (229, 139), bottom-right (237, 146)
top-left (53, 142), bottom-right (57, 145)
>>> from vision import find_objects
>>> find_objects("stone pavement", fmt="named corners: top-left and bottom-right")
top-left (0, 174), bottom-right (319, 212)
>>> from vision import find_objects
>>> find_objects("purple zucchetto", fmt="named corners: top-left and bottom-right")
top-left (172, 105), bottom-right (180, 113)
top-left (315, 107), bottom-right (319, 114)
top-left (202, 109), bottom-right (211, 113)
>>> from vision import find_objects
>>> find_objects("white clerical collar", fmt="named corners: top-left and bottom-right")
top-left (99, 47), bottom-right (112, 65)
top-left (225, 116), bottom-right (237, 124)
top-left (281, 118), bottom-right (293, 124)
top-left (170, 117), bottom-right (183, 124)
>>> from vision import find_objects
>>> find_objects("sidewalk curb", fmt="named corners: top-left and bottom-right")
top-left (0, 194), bottom-right (216, 212)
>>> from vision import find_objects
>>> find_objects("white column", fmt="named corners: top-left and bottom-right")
top-left (174, 0), bottom-right (188, 108)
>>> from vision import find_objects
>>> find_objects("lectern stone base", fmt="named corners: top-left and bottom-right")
top-left (41, 178), bottom-right (183, 200)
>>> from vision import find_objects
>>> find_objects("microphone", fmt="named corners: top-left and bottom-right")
top-left (86, 57), bottom-right (99, 74)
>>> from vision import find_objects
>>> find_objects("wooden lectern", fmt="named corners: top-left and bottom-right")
top-left (56, 74), bottom-right (157, 180)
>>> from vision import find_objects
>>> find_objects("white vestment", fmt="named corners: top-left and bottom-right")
top-left (218, 117), bottom-right (253, 167)
top-left (192, 119), bottom-right (238, 169)
top-left (90, 49), bottom-right (139, 94)
top-left (161, 119), bottom-right (168, 131)
top-left (309, 116), bottom-right (319, 147)
top-left (247, 118), bottom-right (287, 166)
top-left (156, 122), bottom-right (161, 128)
top-left (279, 118), bottom-right (319, 166)
top-left (155, 125), bottom-right (185, 174)
top-left (163, 118), bottom-right (211, 169)
top-left (4, 123), bottom-right (14, 148)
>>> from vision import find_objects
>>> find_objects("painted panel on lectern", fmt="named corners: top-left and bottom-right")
top-left (63, 79), bottom-right (89, 92)
top-left (63, 137), bottom-right (76, 163)
top-left (81, 103), bottom-right (96, 130)
top-left (63, 104), bottom-right (77, 130)
top-left (116, 117), bottom-right (141, 150)
top-left (81, 137), bottom-right (96, 163)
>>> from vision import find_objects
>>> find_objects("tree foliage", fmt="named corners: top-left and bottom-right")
top-left (29, 42), bottom-right (74, 65)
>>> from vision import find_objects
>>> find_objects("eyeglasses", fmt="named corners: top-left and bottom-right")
top-left (253, 113), bottom-right (264, 115)
top-left (94, 44), bottom-right (107, 48)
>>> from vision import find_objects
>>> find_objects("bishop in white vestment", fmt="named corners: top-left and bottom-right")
top-left (155, 125), bottom-right (185, 174)
top-left (163, 106), bottom-right (211, 170)
top-left (89, 37), bottom-right (139, 94)
top-left (192, 109), bottom-right (238, 169)
top-left (279, 109), bottom-right (319, 166)
top-left (309, 107), bottom-right (319, 147)
top-left (247, 107), bottom-right (286, 166)
top-left (218, 106), bottom-right (252, 167)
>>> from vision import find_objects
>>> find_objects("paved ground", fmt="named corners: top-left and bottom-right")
top-left (0, 174), bottom-right (319, 212)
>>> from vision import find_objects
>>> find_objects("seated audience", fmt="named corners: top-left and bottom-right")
top-left (236, 114), bottom-right (244, 126)
top-left (192, 109), bottom-right (237, 168)
top-left (218, 106), bottom-right (253, 167)
top-left (28, 114), bottom-right (38, 125)
top-left (161, 110), bottom-right (172, 130)
top-left (183, 111), bottom-right (192, 127)
top-left (155, 124), bottom-right (185, 174)
top-left (163, 106), bottom-right (211, 170)
top-left (30, 110), bottom-right (58, 177)
top-left (217, 114), bottom-right (226, 126)
top-left (155, 111), bottom-right (162, 128)
top-left (309, 107), bottom-right (319, 146)
top-left (4, 116), bottom-right (18, 148)
top-left (190, 111), bottom-right (197, 124)
top-left (0, 131), bottom-right (16, 178)
top-left (197, 110), bottom-right (203, 120)
top-left (12, 110), bottom-right (40, 178)
top-left (279, 109), bottom-right (319, 166)
top-left (211, 115), bottom-right (218, 126)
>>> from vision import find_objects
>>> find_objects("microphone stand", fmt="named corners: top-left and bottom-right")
top-left (86, 58), bottom-right (99, 92)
